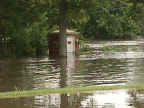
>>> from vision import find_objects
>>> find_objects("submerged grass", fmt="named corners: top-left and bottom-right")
top-left (100, 45), bottom-right (129, 52)
top-left (1, 84), bottom-right (144, 98)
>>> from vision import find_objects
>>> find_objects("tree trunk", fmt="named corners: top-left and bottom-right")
top-left (59, 57), bottom-right (67, 88)
top-left (59, 0), bottom-right (67, 57)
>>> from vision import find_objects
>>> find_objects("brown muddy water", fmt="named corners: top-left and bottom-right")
top-left (0, 39), bottom-right (144, 107)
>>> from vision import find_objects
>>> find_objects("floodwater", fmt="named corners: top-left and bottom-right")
top-left (0, 39), bottom-right (144, 107)
top-left (0, 89), bottom-right (144, 108)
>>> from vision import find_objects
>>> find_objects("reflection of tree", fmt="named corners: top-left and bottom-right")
top-left (128, 90), bottom-right (144, 108)
top-left (33, 90), bottom-right (93, 107)
top-left (71, 58), bottom-right (128, 86)
top-left (33, 54), bottom-right (84, 108)
top-left (68, 93), bottom-right (91, 108)
top-left (0, 59), bottom-right (25, 92)
top-left (59, 56), bottom-right (90, 108)
top-left (59, 57), bottom-right (68, 108)
top-left (128, 58), bottom-right (144, 84)
top-left (142, 43), bottom-right (144, 52)
top-left (0, 97), bottom-right (35, 108)
top-left (60, 94), bottom-right (68, 108)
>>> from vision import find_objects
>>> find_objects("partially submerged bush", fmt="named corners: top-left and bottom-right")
top-left (100, 45), bottom-right (111, 51)
top-left (80, 45), bottom-right (91, 52)
top-left (100, 45), bottom-right (129, 52)
top-left (77, 45), bottom-right (94, 55)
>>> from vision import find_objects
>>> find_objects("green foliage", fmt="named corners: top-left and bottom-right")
top-left (79, 40), bottom-right (84, 47)
top-left (83, 0), bottom-right (141, 40)
top-left (7, 33), bottom-right (32, 56)
top-left (137, 6), bottom-right (144, 36)
top-left (80, 45), bottom-right (91, 52)
top-left (127, 0), bottom-right (144, 21)
top-left (100, 45), bottom-right (112, 51)
top-left (78, 44), bottom-right (94, 55)
top-left (0, 0), bottom-right (59, 56)
top-left (6, 17), bottom-right (51, 56)
top-left (0, 0), bottom-right (143, 57)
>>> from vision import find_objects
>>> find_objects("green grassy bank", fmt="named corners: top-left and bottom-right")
top-left (0, 84), bottom-right (144, 98)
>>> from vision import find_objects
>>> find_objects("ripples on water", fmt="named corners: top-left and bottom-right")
top-left (1, 56), bottom-right (143, 91)
top-left (0, 40), bottom-right (144, 91)
top-left (0, 40), bottom-right (144, 107)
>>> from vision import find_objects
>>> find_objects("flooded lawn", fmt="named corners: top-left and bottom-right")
top-left (0, 89), bottom-right (144, 108)
top-left (0, 39), bottom-right (144, 107)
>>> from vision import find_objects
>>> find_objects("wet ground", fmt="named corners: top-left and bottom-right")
top-left (0, 39), bottom-right (144, 107)
top-left (1, 89), bottom-right (144, 108)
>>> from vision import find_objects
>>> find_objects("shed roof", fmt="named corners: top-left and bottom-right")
top-left (49, 29), bottom-right (80, 35)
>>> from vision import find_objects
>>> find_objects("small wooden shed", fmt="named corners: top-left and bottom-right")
top-left (48, 29), bottom-right (80, 55)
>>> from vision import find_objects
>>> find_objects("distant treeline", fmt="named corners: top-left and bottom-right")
top-left (0, 0), bottom-right (143, 56)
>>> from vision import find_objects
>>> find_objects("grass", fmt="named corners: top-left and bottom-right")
top-left (1, 84), bottom-right (144, 98)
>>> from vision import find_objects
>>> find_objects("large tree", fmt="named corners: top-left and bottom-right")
top-left (50, 0), bottom-right (96, 57)
top-left (59, 0), bottom-right (67, 57)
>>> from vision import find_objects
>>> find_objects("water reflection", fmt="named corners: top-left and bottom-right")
top-left (1, 89), bottom-right (144, 108)
top-left (0, 97), bottom-right (35, 108)
top-left (0, 40), bottom-right (144, 92)
top-left (33, 89), bottom-right (144, 108)
top-left (0, 40), bottom-right (144, 107)
top-left (129, 90), bottom-right (144, 108)
top-left (59, 57), bottom-right (68, 108)
top-left (0, 58), bottom-right (32, 92)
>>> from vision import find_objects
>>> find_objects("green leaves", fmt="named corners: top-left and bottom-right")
top-left (83, 0), bottom-right (141, 40)
top-left (0, 0), bottom-right (56, 56)
top-left (0, 0), bottom-right (143, 56)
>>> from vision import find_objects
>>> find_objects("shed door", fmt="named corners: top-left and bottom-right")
top-left (67, 36), bottom-right (75, 52)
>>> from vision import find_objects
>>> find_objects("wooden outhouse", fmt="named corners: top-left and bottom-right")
top-left (48, 29), bottom-right (80, 55)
